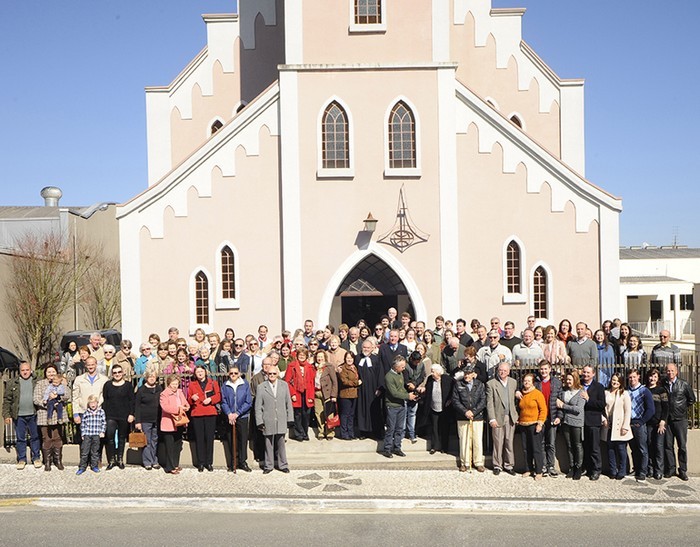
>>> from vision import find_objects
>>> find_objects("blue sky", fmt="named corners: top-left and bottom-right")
top-left (1, 1), bottom-right (698, 246)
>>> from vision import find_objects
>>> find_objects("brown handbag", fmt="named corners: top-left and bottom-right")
top-left (128, 430), bottom-right (147, 448)
top-left (172, 411), bottom-right (190, 427)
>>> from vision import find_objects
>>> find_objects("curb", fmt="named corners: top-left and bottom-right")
top-left (26, 496), bottom-right (700, 514)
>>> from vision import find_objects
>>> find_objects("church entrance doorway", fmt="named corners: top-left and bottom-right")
top-left (331, 254), bottom-right (414, 328)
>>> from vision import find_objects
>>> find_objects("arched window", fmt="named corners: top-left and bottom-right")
top-left (354, 0), bottom-right (382, 25)
top-left (210, 119), bottom-right (224, 135)
top-left (194, 271), bottom-right (209, 325)
top-left (216, 242), bottom-right (240, 309)
top-left (322, 102), bottom-right (349, 169)
top-left (506, 241), bottom-right (522, 294)
top-left (510, 115), bottom-right (523, 129)
top-left (533, 266), bottom-right (548, 319)
top-left (220, 246), bottom-right (236, 299)
top-left (388, 101), bottom-right (416, 169)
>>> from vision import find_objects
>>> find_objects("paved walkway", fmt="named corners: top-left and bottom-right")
top-left (1, 463), bottom-right (698, 514)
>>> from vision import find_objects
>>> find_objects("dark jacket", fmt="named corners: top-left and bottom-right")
top-left (648, 385), bottom-right (669, 427)
top-left (582, 380), bottom-right (606, 427)
top-left (379, 344), bottom-right (408, 375)
top-left (2, 374), bottom-right (37, 420)
top-left (452, 378), bottom-right (486, 421)
top-left (535, 376), bottom-right (564, 423)
top-left (422, 374), bottom-right (454, 414)
top-left (134, 383), bottom-right (163, 424)
top-left (665, 377), bottom-right (696, 421)
top-left (221, 379), bottom-right (253, 419)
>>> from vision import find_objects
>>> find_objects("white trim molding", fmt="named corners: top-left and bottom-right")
top-left (215, 241), bottom-right (241, 310)
top-left (348, 0), bottom-right (387, 33)
top-left (317, 243), bottom-right (428, 327)
top-left (530, 261), bottom-right (553, 323)
top-left (317, 96), bottom-right (355, 179)
top-left (189, 266), bottom-right (214, 335)
top-left (384, 96), bottom-right (422, 178)
top-left (502, 235), bottom-right (527, 304)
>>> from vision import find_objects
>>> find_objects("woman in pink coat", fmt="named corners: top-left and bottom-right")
top-left (159, 375), bottom-right (190, 474)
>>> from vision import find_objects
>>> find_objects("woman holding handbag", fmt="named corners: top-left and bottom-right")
top-left (188, 365), bottom-right (221, 472)
top-left (134, 367), bottom-right (163, 470)
top-left (313, 350), bottom-right (338, 440)
top-left (159, 375), bottom-right (190, 474)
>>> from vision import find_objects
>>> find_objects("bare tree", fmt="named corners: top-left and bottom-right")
top-left (5, 232), bottom-right (89, 367)
top-left (81, 252), bottom-right (121, 330)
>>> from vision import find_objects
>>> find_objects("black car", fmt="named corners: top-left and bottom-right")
top-left (60, 329), bottom-right (122, 353)
top-left (0, 346), bottom-right (22, 372)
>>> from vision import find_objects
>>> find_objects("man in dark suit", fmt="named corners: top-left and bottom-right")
top-left (341, 326), bottom-right (361, 355)
top-left (580, 364), bottom-right (606, 480)
top-left (379, 329), bottom-right (407, 375)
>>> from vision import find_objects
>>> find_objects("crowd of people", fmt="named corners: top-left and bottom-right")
top-left (2, 310), bottom-right (696, 481)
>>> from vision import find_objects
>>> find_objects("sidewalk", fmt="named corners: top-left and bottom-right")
top-left (1, 462), bottom-right (698, 514)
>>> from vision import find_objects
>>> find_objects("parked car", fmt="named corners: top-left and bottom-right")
top-left (0, 346), bottom-right (22, 373)
top-left (60, 329), bottom-right (122, 352)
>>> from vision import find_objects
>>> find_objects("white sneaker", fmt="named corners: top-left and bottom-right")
top-left (16, 461), bottom-right (26, 470)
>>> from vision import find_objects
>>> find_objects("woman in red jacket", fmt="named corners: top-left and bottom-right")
top-left (286, 348), bottom-right (316, 441)
top-left (187, 365), bottom-right (221, 472)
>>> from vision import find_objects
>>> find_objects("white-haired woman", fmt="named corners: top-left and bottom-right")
top-left (419, 364), bottom-right (454, 455)
top-left (98, 344), bottom-right (117, 377)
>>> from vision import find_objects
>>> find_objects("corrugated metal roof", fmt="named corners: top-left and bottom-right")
top-left (620, 247), bottom-right (700, 259)
top-left (0, 206), bottom-right (90, 219)
top-left (620, 276), bottom-right (688, 284)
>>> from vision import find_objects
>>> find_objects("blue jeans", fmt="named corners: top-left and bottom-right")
top-left (141, 422), bottom-right (159, 467)
top-left (15, 415), bottom-right (41, 463)
top-left (403, 402), bottom-right (418, 440)
top-left (629, 422), bottom-right (648, 479)
top-left (384, 404), bottom-right (406, 453)
top-left (608, 440), bottom-right (628, 477)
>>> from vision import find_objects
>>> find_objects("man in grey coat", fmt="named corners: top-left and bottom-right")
top-left (254, 363), bottom-right (294, 474)
top-left (486, 361), bottom-right (518, 475)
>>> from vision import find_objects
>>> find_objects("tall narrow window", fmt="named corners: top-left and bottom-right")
top-left (533, 266), bottom-right (548, 319)
top-left (322, 102), bottom-right (349, 169)
top-left (221, 246), bottom-right (236, 299)
top-left (389, 101), bottom-right (416, 169)
top-left (195, 271), bottom-right (209, 325)
top-left (355, 0), bottom-right (382, 24)
top-left (506, 241), bottom-right (521, 294)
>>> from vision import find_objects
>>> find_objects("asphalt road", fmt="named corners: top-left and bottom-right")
top-left (1, 509), bottom-right (698, 546)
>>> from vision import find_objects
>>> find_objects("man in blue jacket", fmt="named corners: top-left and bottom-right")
top-left (221, 364), bottom-right (253, 472)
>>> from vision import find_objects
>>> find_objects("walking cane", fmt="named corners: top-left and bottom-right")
top-left (467, 418), bottom-right (473, 473)
top-left (232, 417), bottom-right (238, 474)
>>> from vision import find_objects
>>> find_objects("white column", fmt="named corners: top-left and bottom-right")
top-left (437, 67), bottom-right (461, 319)
top-left (117, 214), bottom-right (142, 343)
top-left (278, 69), bottom-right (303, 329)
top-left (598, 206), bottom-right (620, 321)
top-left (284, 0), bottom-right (303, 64)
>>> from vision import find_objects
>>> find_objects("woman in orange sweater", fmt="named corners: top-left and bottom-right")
top-left (518, 373), bottom-right (547, 480)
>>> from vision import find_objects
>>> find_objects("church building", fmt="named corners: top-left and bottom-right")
top-left (117, 0), bottom-right (622, 341)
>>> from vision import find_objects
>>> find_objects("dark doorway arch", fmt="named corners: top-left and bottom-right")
top-left (332, 254), bottom-right (414, 328)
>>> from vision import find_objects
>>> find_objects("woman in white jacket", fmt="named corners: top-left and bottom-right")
top-left (604, 372), bottom-right (633, 480)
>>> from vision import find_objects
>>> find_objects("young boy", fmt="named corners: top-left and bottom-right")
top-left (76, 395), bottom-right (106, 475)
top-left (43, 373), bottom-right (66, 420)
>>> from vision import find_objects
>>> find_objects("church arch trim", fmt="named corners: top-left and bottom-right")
top-left (317, 243), bottom-right (427, 327)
